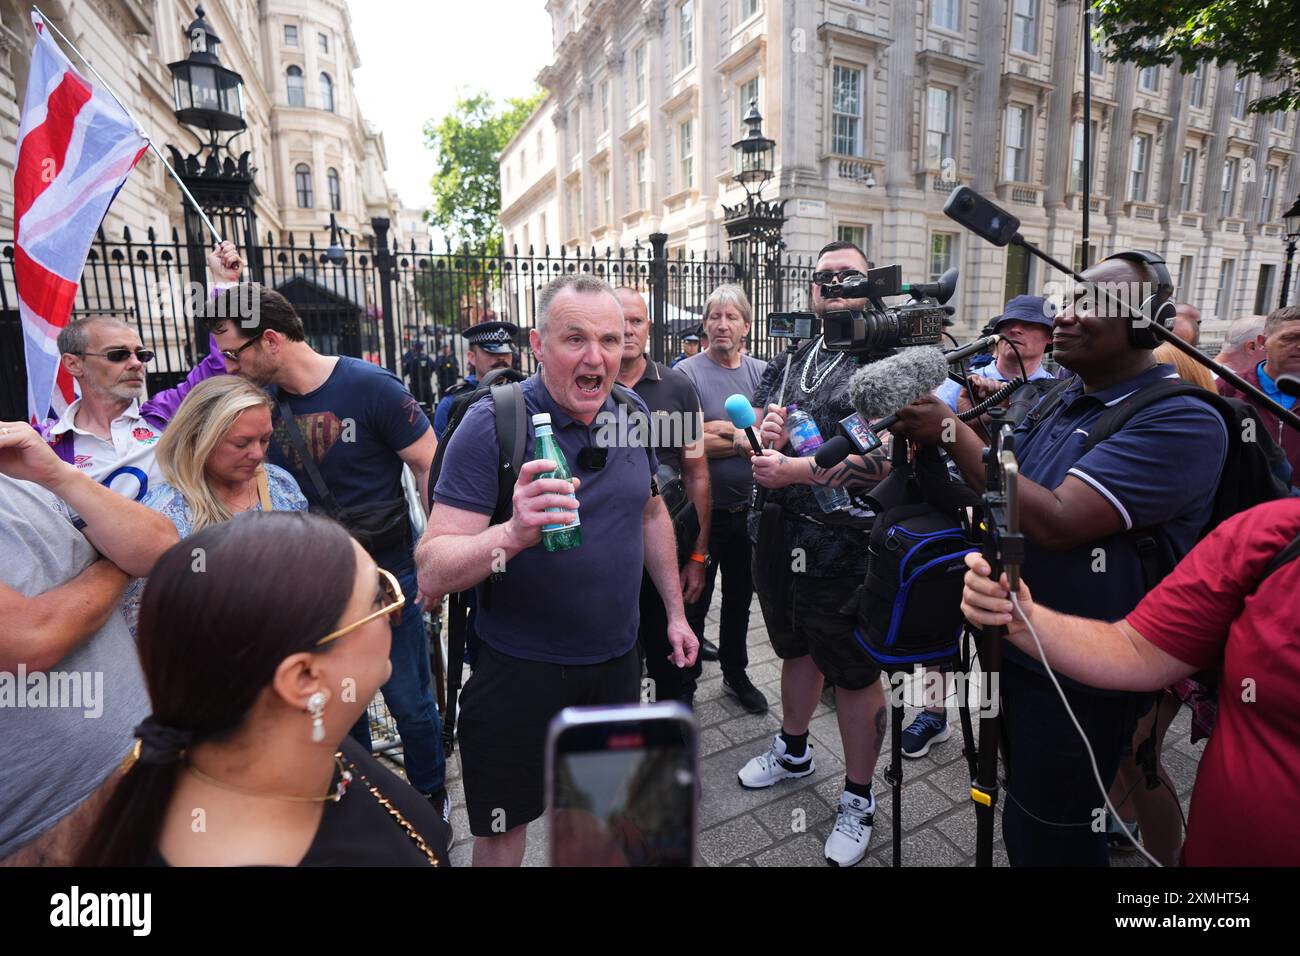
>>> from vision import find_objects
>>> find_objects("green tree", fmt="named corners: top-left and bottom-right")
top-left (423, 89), bottom-right (544, 253)
top-left (1093, 0), bottom-right (1299, 113)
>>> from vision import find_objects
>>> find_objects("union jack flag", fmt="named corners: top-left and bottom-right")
top-left (15, 11), bottom-right (147, 422)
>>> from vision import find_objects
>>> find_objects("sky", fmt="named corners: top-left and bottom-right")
top-left (349, 0), bottom-right (554, 237)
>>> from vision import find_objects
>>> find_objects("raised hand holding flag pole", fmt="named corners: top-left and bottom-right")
top-left (16, 8), bottom-right (224, 424)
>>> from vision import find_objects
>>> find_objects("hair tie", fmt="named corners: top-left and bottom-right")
top-left (133, 716), bottom-right (194, 766)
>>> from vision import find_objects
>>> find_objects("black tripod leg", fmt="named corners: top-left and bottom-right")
top-left (891, 690), bottom-right (903, 866)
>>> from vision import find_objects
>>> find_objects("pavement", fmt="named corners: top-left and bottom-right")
top-left (389, 590), bottom-right (1205, 867)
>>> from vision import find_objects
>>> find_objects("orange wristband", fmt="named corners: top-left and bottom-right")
top-left (689, 552), bottom-right (708, 564)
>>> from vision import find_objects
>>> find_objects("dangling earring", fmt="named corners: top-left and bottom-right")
top-left (307, 691), bottom-right (328, 743)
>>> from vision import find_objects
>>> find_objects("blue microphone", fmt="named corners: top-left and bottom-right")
top-left (725, 393), bottom-right (764, 456)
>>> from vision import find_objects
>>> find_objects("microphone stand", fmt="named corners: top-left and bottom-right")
top-left (973, 409), bottom-right (1023, 868)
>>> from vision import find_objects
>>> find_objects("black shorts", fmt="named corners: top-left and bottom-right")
top-left (755, 568), bottom-right (883, 691)
top-left (457, 641), bottom-right (641, 838)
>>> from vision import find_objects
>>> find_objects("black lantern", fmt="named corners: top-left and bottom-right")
top-left (731, 100), bottom-right (776, 197)
top-left (168, 5), bottom-right (245, 133)
top-left (1279, 193), bottom-right (1300, 309)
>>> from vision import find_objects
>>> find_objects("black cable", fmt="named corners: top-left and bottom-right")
top-left (957, 378), bottom-right (1027, 421)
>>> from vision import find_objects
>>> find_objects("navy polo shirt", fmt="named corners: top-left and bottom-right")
top-left (1008, 363), bottom-right (1229, 681)
top-left (432, 374), bottom-right (658, 665)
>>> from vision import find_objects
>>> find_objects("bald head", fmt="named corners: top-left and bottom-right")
top-left (1172, 304), bottom-right (1201, 347)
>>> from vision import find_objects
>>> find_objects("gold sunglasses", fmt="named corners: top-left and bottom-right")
top-left (316, 567), bottom-right (405, 646)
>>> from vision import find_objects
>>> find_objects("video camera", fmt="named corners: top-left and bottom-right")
top-left (768, 264), bottom-right (958, 353)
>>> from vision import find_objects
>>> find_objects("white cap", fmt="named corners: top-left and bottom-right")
top-left (531, 412), bottom-right (551, 426)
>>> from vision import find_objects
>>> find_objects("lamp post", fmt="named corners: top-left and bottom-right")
top-left (166, 4), bottom-right (261, 303)
top-left (1281, 193), bottom-right (1300, 309)
top-left (722, 101), bottom-right (787, 326)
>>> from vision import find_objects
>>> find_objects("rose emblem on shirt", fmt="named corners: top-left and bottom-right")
top-left (132, 427), bottom-right (159, 445)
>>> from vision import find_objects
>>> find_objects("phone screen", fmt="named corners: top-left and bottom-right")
top-left (550, 710), bottom-right (696, 867)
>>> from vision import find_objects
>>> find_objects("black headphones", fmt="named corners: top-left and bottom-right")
top-left (1100, 249), bottom-right (1177, 350)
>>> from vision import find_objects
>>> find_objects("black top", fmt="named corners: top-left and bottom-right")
top-left (628, 359), bottom-right (703, 476)
top-left (147, 736), bottom-right (450, 867)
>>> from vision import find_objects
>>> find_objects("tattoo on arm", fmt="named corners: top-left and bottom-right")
top-left (873, 706), bottom-right (887, 757)
top-left (810, 448), bottom-right (891, 490)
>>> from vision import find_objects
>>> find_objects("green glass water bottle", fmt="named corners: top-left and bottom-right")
top-left (532, 413), bottom-right (582, 551)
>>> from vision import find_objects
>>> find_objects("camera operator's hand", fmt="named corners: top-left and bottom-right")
top-left (961, 552), bottom-right (1033, 638)
top-left (757, 403), bottom-right (789, 450)
top-left (752, 448), bottom-right (803, 489)
top-left (888, 395), bottom-right (959, 447)
top-left (954, 373), bottom-right (1003, 415)
top-left (503, 458), bottom-right (581, 550)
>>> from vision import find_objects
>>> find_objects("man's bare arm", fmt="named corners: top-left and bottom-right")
top-left (702, 420), bottom-right (739, 458)
top-left (397, 428), bottom-right (438, 513)
top-left (0, 561), bottom-right (129, 672)
top-left (45, 466), bottom-right (178, 577)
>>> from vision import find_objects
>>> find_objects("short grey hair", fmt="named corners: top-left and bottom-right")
top-left (703, 283), bottom-right (752, 325)
top-left (1264, 306), bottom-right (1300, 338)
top-left (535, 275), bottom-right (621, 335)
top-left (1223, 314), bottom-right (1267, 349)
top-left (56, 315), bottom-right (133, 356)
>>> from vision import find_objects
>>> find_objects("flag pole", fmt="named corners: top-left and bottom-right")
top-left (33, 8), bottom-right (225, 244)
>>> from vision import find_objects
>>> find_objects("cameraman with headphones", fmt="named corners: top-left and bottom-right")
top-left (889, 251), bottom-right (1229, 866)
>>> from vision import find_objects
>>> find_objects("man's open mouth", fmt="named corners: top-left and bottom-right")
top-left (576, 374), bottom-right (602, 395)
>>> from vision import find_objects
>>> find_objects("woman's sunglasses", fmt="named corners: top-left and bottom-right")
top-left (316, 567), bottom-right (405, 646)
top-left (78, 348), bottom-right (155, 364)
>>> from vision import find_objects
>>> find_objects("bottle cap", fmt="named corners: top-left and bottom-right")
top-left (531, 413), bottom-right (552, 426)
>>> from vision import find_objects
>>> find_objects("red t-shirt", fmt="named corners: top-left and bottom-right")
top-left (1126, 498), bottom-right (1300, 866)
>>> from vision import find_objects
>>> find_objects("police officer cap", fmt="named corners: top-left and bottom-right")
top-left (462, 320), bottom-right (519, 354)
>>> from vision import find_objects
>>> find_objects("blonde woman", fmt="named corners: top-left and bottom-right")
top-left (122, 377), bottom-right (306, 629)
top-left (1153, 342), bottom-right (1216, 391)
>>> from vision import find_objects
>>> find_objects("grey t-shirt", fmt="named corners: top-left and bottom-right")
top-left (676, 352), bottom-right (767, 508)
top-left (0, 475), bottom-right (149, 858)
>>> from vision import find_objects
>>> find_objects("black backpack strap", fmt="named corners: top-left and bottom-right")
top-left (1082, 378), bottom-right (1204, 452)
top-left (1023, 374), bottom-right (1080, 429)
top-left (490, 380), bottom-right (527, 524)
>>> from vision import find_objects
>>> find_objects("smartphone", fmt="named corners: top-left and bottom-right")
top-left (546, 702), bottom-right (698, 867)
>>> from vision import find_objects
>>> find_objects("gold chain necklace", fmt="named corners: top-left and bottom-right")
top-left (340, 756), bottom-right (440, 867)
top-left (186, 754), bottom-right (353, 803)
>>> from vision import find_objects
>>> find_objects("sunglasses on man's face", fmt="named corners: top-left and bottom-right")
top-left (812, 268), bottom-right (865, 286)
top-left (315, 567), bottom-right (405, 646)
top-left (220, 331), bottom-right (264, 362)
top-left (79, 348), bottom-right (154, 364)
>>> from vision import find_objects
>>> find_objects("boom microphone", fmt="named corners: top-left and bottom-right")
top-left (943, 333), bottom-right (1000, 365)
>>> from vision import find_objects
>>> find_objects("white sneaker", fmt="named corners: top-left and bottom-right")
top-left (825, 790), bottom-right (875, 867)
top-left (737, 734), bottom-right (815, 789)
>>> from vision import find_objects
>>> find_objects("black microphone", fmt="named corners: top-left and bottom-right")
top-left (1278, 374), bottom-right (1300, 398)
top-left (943, 333), bottom-right (1000, 365)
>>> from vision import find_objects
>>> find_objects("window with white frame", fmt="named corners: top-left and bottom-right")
top-left (739, 76), bottom-right (760, 135)
top-left (633, 45), bottom-right (646, 105)
top-left (679, 119), bottom-right (694, 189)
top-left (1179, 148), bottom-right (1197, 211)
top-left (926, 86), bottom-right (955, 169)
top-left (600, 168), bottom-right (612, 224)
top-left (1003, 105), bottom-right (1029, 181)
top-left (831, 64), bottom-right (864, 157)
top-left (599, 80), bottom-right (610, 133)
top-left (1088, 35), bottom-right (1104, 76)
top-left (678, 1), bottom-right (694, 70)
top-left (295, 164), bottom-right (312, 208)
top-left (1070, 119), bottom-right (1098, 193)
top-left (1260, 164), bottom-right (1278, 222)
top-left (287, 66), bottom-right (305, 107)
top-left (320, 73), bottom-right (334, 112)
top-left (318, 32), bottom-right (329, 54)
top-left (1138, 64), bottom-right (1158, 92)
top-left (1128, 134), bottom-right (1150, 201)
top-left (837, 224), bottom-right (867, 253)
top-left (636, 148), bottom-right (648, 208)
top-left (1179, 255), bottom-right (1195, 296)
top-left (929, 233), bottom-right (956, 282)
top-left (1232, 77), bottom-right (1248, 119)
top-left (1273, 110), bottom-right (1287, 131)
top-left (520, 149), bottom-right (527, 178)
top-left (1190, 62), bottom-right (1206, 108)
top-left (536, 131), bottom-right (544, 163)
top-left (1216, 258), bottom-right (1236, 318)
top-left (740, 0), bottom-right (761, 21)
top-left (1011, 0), bottom-right (1038, 56)
top-left (932, 0), bottom-right (959, 31)
top-left (327, 168), bottom-right (340, 211)
top-left (284, 24), bottom-right (298, 46)
top-left (1220, 158), bottom-right (1238, 218)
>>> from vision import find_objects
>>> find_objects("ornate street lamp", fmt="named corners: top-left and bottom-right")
top-left (722, 101), bottom-right (787, 316)
top-left (1280, 193), bottom-right (1300, 309)
top-left (168, 6), bottom-right (245, 135)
